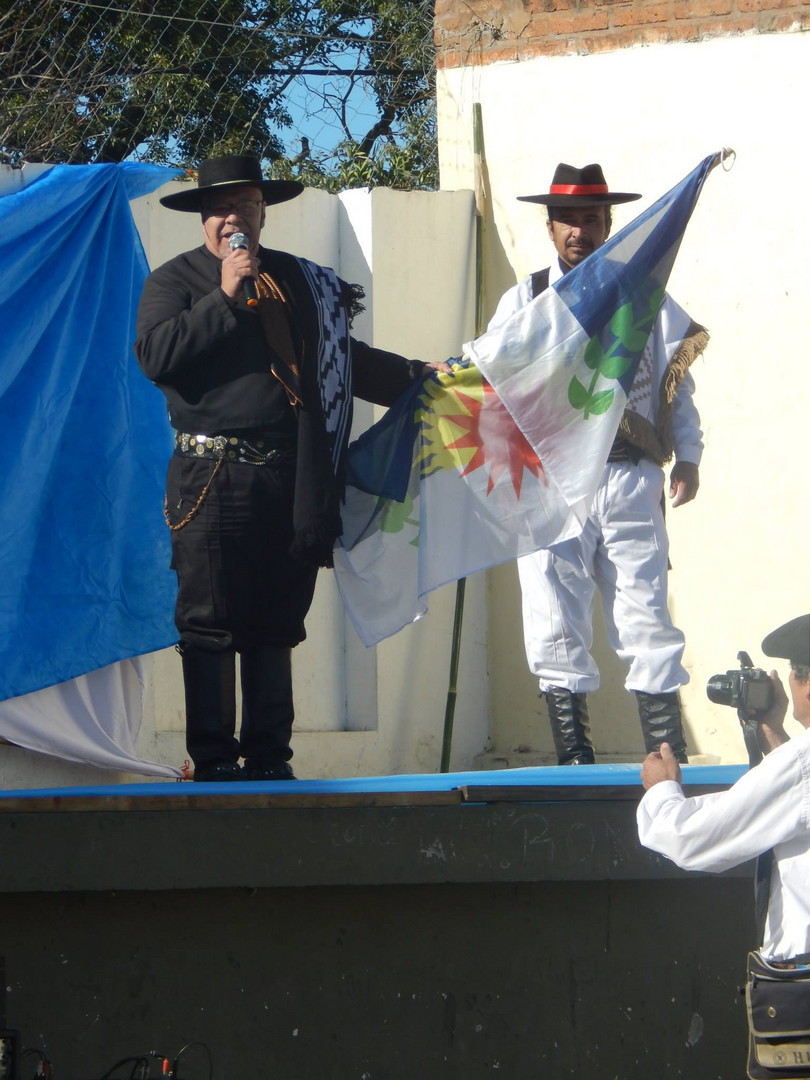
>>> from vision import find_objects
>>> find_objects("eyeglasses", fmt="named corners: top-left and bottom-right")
top-left (203, 199), bottom-right (263, 218)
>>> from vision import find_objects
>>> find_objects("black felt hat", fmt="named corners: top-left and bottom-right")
top-left (762, 615), bottom-right (810, 667)
top-left (159, 155), bottom-right (303, 212)
top-left (517, 162), bottom-right (642, 207)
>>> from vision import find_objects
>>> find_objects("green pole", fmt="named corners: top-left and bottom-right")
top-left (440, 577), bottom-right (466, 773)
top-left (440, 102), bottom-right (485, 773)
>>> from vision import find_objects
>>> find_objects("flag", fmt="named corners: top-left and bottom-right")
top-left (333, 153), bottom-right (719, 647)
top-left (0, 162), bottom-right (181, 701)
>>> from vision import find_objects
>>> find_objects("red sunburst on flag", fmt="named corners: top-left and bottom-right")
top-left (444, 380), bottom-right (545, 497)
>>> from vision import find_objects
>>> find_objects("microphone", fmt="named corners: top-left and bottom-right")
top-left (228, 232), bottom-right (258, 307)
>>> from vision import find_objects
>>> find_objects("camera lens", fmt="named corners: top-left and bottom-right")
top-left (707, 674), bottom-right (735, 706)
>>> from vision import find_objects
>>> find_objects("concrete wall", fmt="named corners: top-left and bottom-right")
top-left (436, 29), bottom-right (810, 764)
top-left (1, 879), bottom-right (754, 1079)
top-left (0, 163), bottom-right (52, 196)
top-left (0, 793), bottom-right (756, 1080)
top-left (129, 182), bottom-right (489, 779)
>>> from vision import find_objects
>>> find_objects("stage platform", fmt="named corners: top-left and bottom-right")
top-left (0, 764), bottom-right (755, 1078)
top-left (0, 763), bottom-right (747, 892)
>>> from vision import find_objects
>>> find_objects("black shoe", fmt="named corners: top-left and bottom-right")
top-left (243, 762), bottom-right (297, 782)
top-left (193, 761), bottom-right (243, 782)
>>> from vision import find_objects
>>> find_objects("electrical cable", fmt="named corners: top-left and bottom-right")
top-left (171, 1042), bottom-right (213, 1080)
top-left (21, 1046), bottom-right (52, 1079)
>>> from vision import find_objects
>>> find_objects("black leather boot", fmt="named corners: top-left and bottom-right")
top-left (635, 690), bottom-right (688, 762)
top-left (544, 687), bottom-right (595, 765)
top-left (179, 645), bottom-right (241, 780)
top-left (239, 644), bottom-right (297, 779)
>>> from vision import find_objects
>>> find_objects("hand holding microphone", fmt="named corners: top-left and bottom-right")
top-left (226, 232), bottom-right (258, 307)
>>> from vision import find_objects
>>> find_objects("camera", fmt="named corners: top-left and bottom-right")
top-left (706, 650), bottom-right (773, 714)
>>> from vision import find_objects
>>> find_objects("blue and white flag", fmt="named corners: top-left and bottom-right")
top-left (0, 162), bottom-right (180, 701)
top-left (334, 154), bottom-right (719, 647)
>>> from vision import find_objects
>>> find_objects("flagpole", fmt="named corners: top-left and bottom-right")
top-left (440, 576), bottom-right (466, 773)
top-left (440, 103), bottom-right (486, 774)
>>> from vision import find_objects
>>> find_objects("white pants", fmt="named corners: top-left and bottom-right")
top-left (518, 458), bottom-right (688, 695)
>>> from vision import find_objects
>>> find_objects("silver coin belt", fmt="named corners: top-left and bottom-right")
top-left (174, 432), bottom-right (296, 467)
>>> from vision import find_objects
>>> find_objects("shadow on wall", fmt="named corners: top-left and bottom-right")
top-left (477, 132), bottom-right (518, 334)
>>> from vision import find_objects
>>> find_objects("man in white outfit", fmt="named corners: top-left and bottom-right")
top-left (638, 614), bottom-right (810, 964)
top-left (489, 163), bottom-right (707, 765)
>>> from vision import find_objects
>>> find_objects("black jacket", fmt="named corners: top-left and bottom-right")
top-left (134, 244), bottom-right (422, 434)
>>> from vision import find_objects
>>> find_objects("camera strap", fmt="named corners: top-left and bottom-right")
top-left (738, 706), bottom-right (775, 945)
top-left (739, 706), bottom-right (764, 769)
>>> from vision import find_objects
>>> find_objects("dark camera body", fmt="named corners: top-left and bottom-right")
top-left (707, 652), bottom-right (773, 714)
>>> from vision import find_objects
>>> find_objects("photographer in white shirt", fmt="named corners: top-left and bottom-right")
top-left (637, 614), bottom-right (810, 962)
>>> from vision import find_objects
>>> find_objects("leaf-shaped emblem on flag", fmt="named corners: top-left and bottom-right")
top-left (378, 493), bottom-right (420, 545)
top-left (569, 286), bottom-right (665, 419)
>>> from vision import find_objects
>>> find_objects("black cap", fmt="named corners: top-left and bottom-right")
top-left (761, 615), bottom-right (810, 667)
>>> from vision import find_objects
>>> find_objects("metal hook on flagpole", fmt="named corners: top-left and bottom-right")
top-left (718, 147), bottom-right (736, 171)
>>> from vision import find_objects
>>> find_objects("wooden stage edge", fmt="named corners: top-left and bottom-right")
top-left (0, 781), bottom-right (729, 813)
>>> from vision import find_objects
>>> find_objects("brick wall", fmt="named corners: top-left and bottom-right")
top-left (434, 0), bottom-right (810, 67)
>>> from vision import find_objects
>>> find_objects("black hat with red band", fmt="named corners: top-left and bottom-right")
top-left (517, 162), bottom-right (641, 207)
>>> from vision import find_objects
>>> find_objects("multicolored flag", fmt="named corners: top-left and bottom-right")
top-left (333, 153), bottom-right (722, 647)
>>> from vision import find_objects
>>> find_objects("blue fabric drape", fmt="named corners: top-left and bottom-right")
top-left (0, 162), bottom-right (181, 700)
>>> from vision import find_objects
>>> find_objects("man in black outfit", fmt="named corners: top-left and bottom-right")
top-left (135, 156), bottom-right (442, 782)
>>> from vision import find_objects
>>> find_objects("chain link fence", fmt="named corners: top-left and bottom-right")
top-left (0, 0), bottom-right (437, 188)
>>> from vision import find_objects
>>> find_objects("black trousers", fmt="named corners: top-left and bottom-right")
top-left (166, 455), bottom-right (319, 767)
top-left (166, 454), bottom-right (318, 652)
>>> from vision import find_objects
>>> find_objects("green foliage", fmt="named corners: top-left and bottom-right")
top-left (271, 117), bottom-right (437, 192)
top-left (0, 0), bottom-right (437, 190)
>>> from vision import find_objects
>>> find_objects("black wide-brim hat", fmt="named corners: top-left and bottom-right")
top-left (762, 615), bottom-right (810, 667)
top-left (518, 162), bottom-right (641, 207)
top-left (159, 154), bottom-right (303, 212)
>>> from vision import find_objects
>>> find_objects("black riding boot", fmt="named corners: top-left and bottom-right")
top-left (635, 690), bottom-right (688, 762)
top-left (544, 687), bottom-right (595, 765)
top-left (239, 645), bottom-right (297, 780)
top-left (179, 645), bottom-right (241, 781)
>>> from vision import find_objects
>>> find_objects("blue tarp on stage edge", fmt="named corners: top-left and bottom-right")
top-left (0, 763), bottom-right (749, 799)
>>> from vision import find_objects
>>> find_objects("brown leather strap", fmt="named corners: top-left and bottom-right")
top-left (256, 273), bottom-right (302, 405)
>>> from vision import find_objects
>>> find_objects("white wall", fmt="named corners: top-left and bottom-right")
top-left (437, 31), bottom-right (810, 763)
top-left (0, 163), bottom-right (52, 196)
